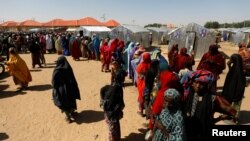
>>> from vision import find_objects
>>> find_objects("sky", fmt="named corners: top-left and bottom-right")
top-left (0, 0), bottom-right (249, 27)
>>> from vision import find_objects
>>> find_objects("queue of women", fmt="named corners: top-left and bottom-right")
top-left (3, 31), bottom-right (250, 141)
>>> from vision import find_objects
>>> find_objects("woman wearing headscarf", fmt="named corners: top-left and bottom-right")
top-left (28, 38), bottom-right (42, 68)
top-left (123, 42), bottom-right (135, 78)
top-left (173, 47), bottom-right (195, 73)
top-left (136, 52), bottom-right (151, 116)
top-left (168, 44), bottom-right (179, 70)
top-left (55, 35), bottom-right (63, 55)
top-left (5, 47), bottom-right (32, 91)
top-left (100, 38), bottom-right (111, 72)
top-left (148, 61), bottom-right (181, 131)
top-left (100, 84), bottom-right (125, 141)
top-left (238, 43), bottom-right (250, 76)
top-left (71, 37), bottom-right (81, 61)
top-left (221, 54), bottom-right (246, 124)
top-left (197, 44), bottom-right (226, 94)
top-left (51, 56), bottom-right (81, 123)
top-left (61, 35), bottom-right (70, 56)
top-left (152, 89), bottom-right (185, 141)
top-left (182, 70), bottom-right (215, 141)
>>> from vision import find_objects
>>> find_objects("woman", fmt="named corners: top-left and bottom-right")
top-left (152, 89), bottom-right (185, 141)
top-left (100, 84), bottom-right (125, 141)
top-left (148, 61), bottom-right (181, 131)
top-left (197, 44), bottom-right (226, 94)
top-left (182, 70), bottom-right (215, 141)
top-left (51, 56), bottom-right (81, 123)
top-left (173, 47), bottom-right (195, 73)
top-left (221, 54), bottom-right (246, 124)
top-left (5, 47), bottom-right (32, 91)
top-left (136, 52), bottom-right (151, 116)
top-left (168, 44), bottom-right (179, 70)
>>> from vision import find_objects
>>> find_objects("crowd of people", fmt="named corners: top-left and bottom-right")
top-left (1, 31), bottom-right (250, 141)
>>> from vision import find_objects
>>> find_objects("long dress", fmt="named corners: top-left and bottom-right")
top-left (51, 56), bottom-right (81, 112)
top-left (6, 52), bottom-right (32, 87)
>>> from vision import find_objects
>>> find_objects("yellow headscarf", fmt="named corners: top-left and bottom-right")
top-left (6, 50), bottom-right (32, 84)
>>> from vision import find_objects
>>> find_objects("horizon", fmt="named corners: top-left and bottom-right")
top-left (0, 0), bottom-right (249, 27)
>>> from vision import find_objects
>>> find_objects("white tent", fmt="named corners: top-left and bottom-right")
top-left (110, 24), bottom-right (150, 47)
top-left (66, 27), bottom-right (77, 32)
top-left (76, 26), bottom-right (111, 37)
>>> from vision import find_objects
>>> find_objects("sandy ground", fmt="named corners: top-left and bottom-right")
top-left (0, 42), bottom-right (250, 141)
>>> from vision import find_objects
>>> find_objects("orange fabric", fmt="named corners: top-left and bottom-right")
top-left (105, 20), bottom-right (120, 27)
top-left (19, 20), bottom-right (42, 27)
top-left (78, 17), bottom-right (103, 26)
top-left (6, 54), bottom-right (32, 84)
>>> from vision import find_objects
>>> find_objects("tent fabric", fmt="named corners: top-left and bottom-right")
top-left (43, 19), bottom-right (65, 27)
top-left (63, 20), bottom-right (78, 27)
top-left (110, 24), bottom-right (150, 47)
top-left (66, 27), bottom-right (77, 32)
top-left (168, 23), bottom-right (216, 59)
top-left (243, 29), bottom-right (250, 33)
top-left (77, 26), bottom-right (111, 32)
top-left (146, 27), bottom-right (170, 44)
top-left (19, 20), bottom-right (42, 27)
top-left (105, 19), bottom-right (120, 27)
top-left (77, 17), bottom-right (103, 26)
top-left (76, 26), bottom-right (111, 37)
top-left (0, 21), bottom-right (18, 27)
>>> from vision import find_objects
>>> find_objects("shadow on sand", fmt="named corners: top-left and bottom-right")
top-left (0, 72), bottom-right (10, 80)
top-left (29, 69), bottom-right (42, 72)
top-left (122, 128), bottom-right (147, 141)
top-left (72, 110), bottom-right (104, 124)
top-left (0, 133), bottom-right (9, 140)
top-left (124, 82), bottom-right (134, 87)
top-left (0, 89), bottom-right (27, 99)
top-left (239, 110), bottom-right (250, 124)
top-left (27, 84), bottom-right (52, 91)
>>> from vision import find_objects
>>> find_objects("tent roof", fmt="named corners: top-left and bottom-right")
top-left (77, 26), bottom-right (111, 32)
top-left (146, 27), bottom-right (170, 32)
top-left (19, 20), bottom-right (42, 27)
top-left (105, 19), bottom-right (120, 27)
top-left (119, 24), bottom-right (149, 33)
top-left (78, 17), bottom-right (103, 26)
top-left (168, 27), bottom-right (181, 35)
top-left (0, 21), bottom-right (18, 27)
top-left (63, 20), bottom-right (78, 26)
top-left (43, 19), bottom-right (65, 27)
top-left (243, 28), bottom-right (250, 33)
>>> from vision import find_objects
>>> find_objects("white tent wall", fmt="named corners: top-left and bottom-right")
top-left (76, 26), bottom-right (111, 39)
top-left (168, 23), bottom-right (216, 59)
top-left (110, 24), bottom-right (150, 47)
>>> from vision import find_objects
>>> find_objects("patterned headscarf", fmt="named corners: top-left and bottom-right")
top-left (181, 70), bottom-right (214, 98)
top-left (189, 70), bottom-right (214, 87)
top-left (164, 88), bottom-right (181, 110)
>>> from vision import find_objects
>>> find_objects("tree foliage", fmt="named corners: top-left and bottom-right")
top-left (204, 20), bottom-right (250, 28)
top-left (144, 23), bottom-right (163, 28)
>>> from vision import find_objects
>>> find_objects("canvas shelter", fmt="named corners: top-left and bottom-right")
top-left (110, 24), bottom-right (150, 47)
top-left (168, 23), bottom-right (216, 59)
top-left (146, 27), bottom-right (170, 45)
top-left (19, 20), bottom-right (42, 27)
top-left (43, 19), bottom-right (66, 27)
top-left (77, 17), bottom-right (103, 26)
top-left (104, 19), bottom-right (120, 28)
top-left (0, 21), bottom-right (19, 31)
top-left (66, 27), bottom-right (77, 32)
top-left (76, 26), bottom-right (111, 38)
